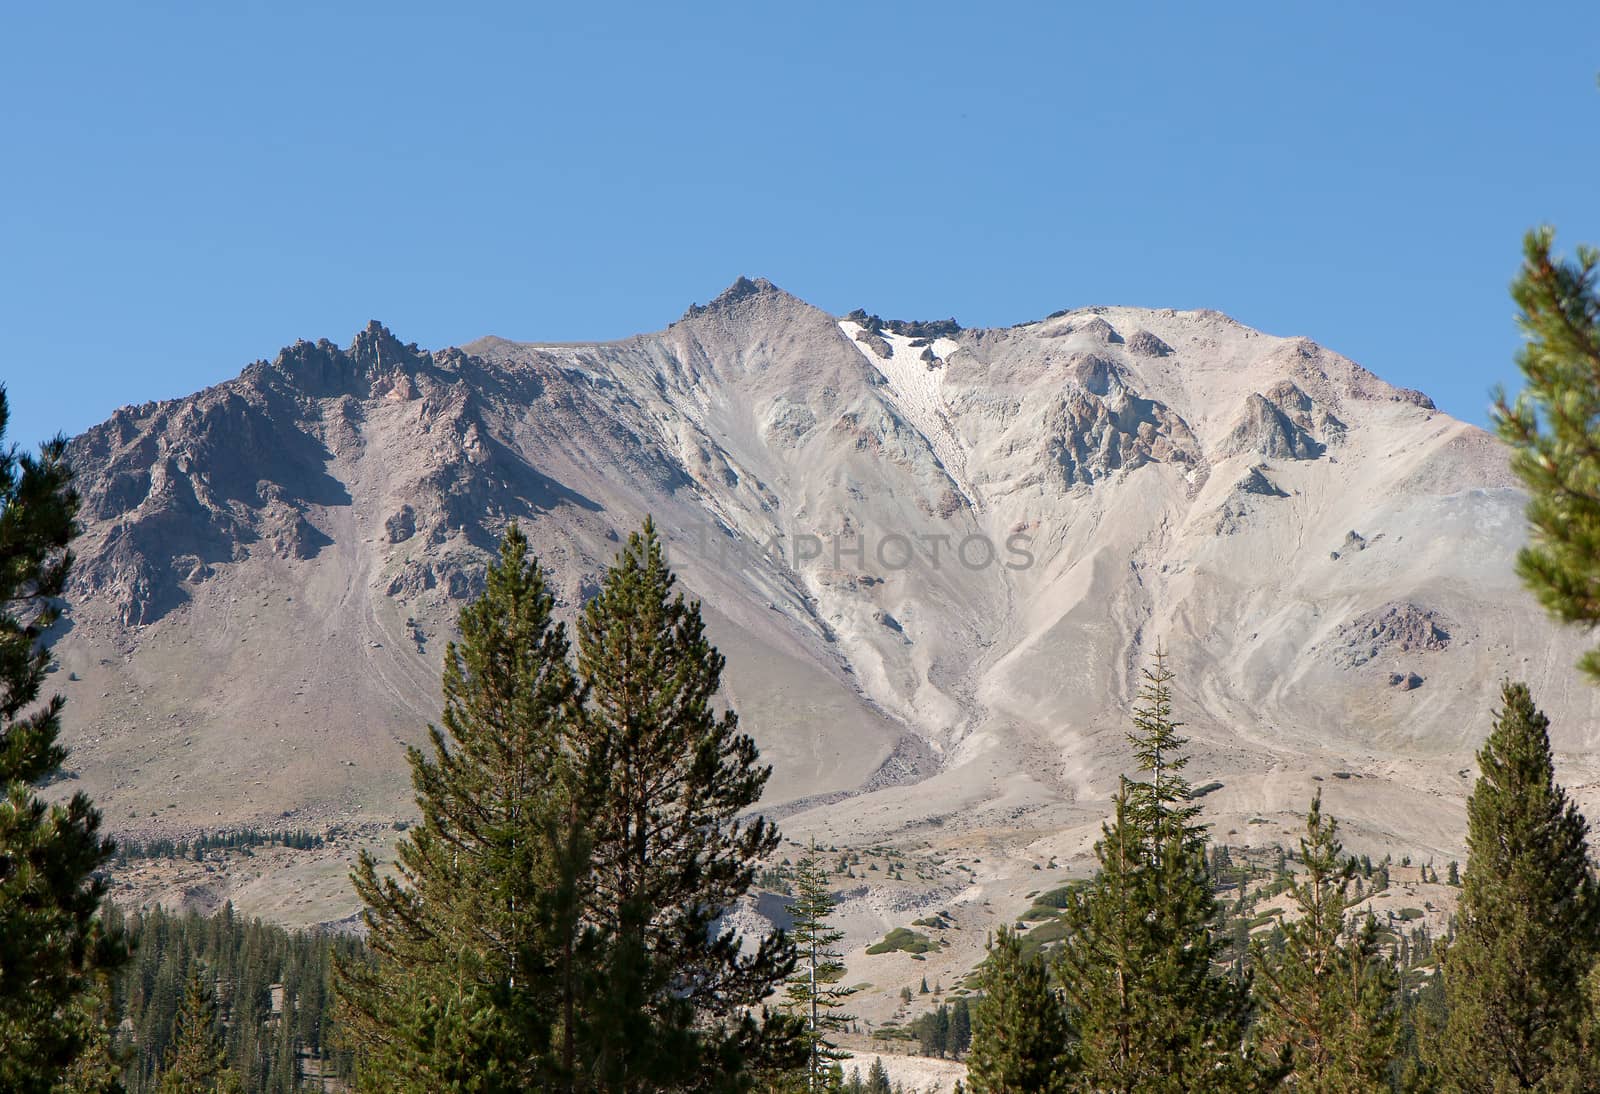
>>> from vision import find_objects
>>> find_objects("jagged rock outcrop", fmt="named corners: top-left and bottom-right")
top-left (1219, 391), bottom-right (1325, 461)
top-left (1126, 329), bottom-right (1173, 357)
top-left (1212, 464), bottom-right (1290, 534)
top-left (50, 281), bottom-right (1591, 875)
top-left (1045, 387), bottom-right (1199, 487)
top-left (1237, 464), bottom-right (1288, 497)
top-left (1332, 601), bottom-right (1453, 668)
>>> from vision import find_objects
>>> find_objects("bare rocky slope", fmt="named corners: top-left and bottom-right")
top-left (51, 278), bottom-right (1600, 931)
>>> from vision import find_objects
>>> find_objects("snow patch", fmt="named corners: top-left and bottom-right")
top-left (840, 322), bottom-right (976, 510)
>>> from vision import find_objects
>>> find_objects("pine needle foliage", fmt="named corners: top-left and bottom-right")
top-left (1425, 681), bottom-right (1600, 1091)
top-left (781, 841), bottom-right (856, 1089)
top-left (1053, 648), bottom-right (1263, 1092)
top-left (966, 928), bottom-right (1072, 1093)
top-left (574, 517), bottom-right (798, 1089)
top-left (157, 971), bottom-right (241, 1094)
top-left (0, 388), bottom-right (127, 1092)
top-left (114, 902), bottom-right (356, 1092)
top-left (1252, 792), bottom-right (1399, 1091)
top-left (1494, 227), bottom-right (1600, 680)
top-left (53, 978), bottom-right (128, 1094)
top-left (339, 524), bottom-right (593, 1092)
top-left (1122, 642), bottom-right (1200, 839)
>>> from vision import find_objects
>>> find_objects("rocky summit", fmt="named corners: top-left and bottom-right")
top-left (52, 277), bottom-right (1600, 925)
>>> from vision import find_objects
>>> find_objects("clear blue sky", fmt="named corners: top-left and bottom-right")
top-left (3, 2), bottom-right (1597, 448)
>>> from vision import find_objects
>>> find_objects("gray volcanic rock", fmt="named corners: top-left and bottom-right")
top-left (1334, 602), bottom-right (1453, 668)
top-left (1126, 329), bottom-right (1174, 357)
top-left (48, 282), bottom-right (1600, 880)
top-left (1237, 465), bottom-right (1288, 498)
top-left (1220, 392), bottom-right (1326, 461)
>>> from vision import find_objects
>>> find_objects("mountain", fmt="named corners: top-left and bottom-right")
top-left (51, 278), bottom-right (1600, 925)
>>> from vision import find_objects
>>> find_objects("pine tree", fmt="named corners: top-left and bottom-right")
top-left (949, 996), bottom-right (972, 1057)
top-left (1053, 648), bottom-right (1262, 1092)
top-left (0, 390), bottom-right (127, 1092)
top-left (1120, 643), bottom-right (1201, 840)
top-left (338, 525), bottom-right (595, 1092)
top-left (965, 928), bottom-right (1072, 1093)
top-left (782, 840), bottom-right (856, 1089)
top-left (1252, 792), bottom-right (1399, 1090)
top-left (1494, 228), bottom-right (1600, 679)
top-left (1426, 681), bottom-right (1600, 1090)
top-left (53, 978), bottom-right (127, 1094)
top-left (157, 971), bottom-right (241, 1094)
top-left (575, 517), bottom-right (798, 1088)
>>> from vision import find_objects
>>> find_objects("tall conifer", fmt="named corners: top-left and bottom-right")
top-left (782, 840), bottom-right (856, 1089)
top-left (949, 995), bottom-right (972, 1058)
top-left (158, 971), bottom-right (241, 1094)
top-left (574, 517), bottom-right (796, 1089)
top-left (1252, 792), bottom-right (1398, 1090)
top-left (1426, 681), bottom-right (1600, 1090)
top-left (965, 928), bottom-right (1072, 1093)
top-left (0, 390), bottom-right (126, 1091)
top-left (1121, 644), bottom-right (1201, 841)
top-left (1053, 648), bottom-right (1262, 1092)
top-left (54, 979), bottom-right (127, 1094)
top-left (339, 525), bottom-right (593, 1092)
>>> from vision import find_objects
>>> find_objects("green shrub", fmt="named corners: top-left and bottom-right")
top-left (1030, 881), bottom-right (1087, 909)
top-left (1017, 916), bottom-right (1071, 959)
top-left (866, 927), bottom-right (939, 955)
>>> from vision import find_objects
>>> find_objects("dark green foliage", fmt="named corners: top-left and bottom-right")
top-left (1120, 644), bottom-right (1201, 837)
top-left (1425, 681), bottom-right (1600, 1090)
top-left (53, 975), bottom-right (128, 1094)
top-left (781, 841), bottom-right (855, 1086)
top-left (965, 928), bottom-right (1072, 1093)
top-left (1054, 787), bottom-right (1258, 1092)
top-left (1392, 970), bottom-right (1446, 1093)
top-left (1026, 883), bottom-right (1082, 910)
top-left (0, 388), bottom-right (127, 1090)
top-left (909, 1003), bottom-right (952, 1058)
top-left (339, 525), bottom-right (593, 1091)
top-left (575, 517), bottom-right (797, 1088)
top-left (156, 970), bottom-right (240, 1093)
top-left (1494, 227), bottom-right (1600, 679)
top-left (1252, 792), bottom-right (1399, 1091)
top-left (1052, 650), bottom-right (1260, 1092)
top-left (110, 902), bottom-right (358, 1093)
top-left (949, 995), bottom-right (972, 1057)
top-left (114, 829), bottom-right (323, 864)
top-left (864, 928), bottom-right (937, 955)
top-left (340, 520), bottom-right (798, 1090)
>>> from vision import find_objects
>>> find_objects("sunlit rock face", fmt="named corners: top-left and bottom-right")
top-left (53, 279), bottom-right (1600, 868)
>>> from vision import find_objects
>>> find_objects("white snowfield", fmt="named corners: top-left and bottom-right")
top-left (840, 320), bottom-right (975, 509)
